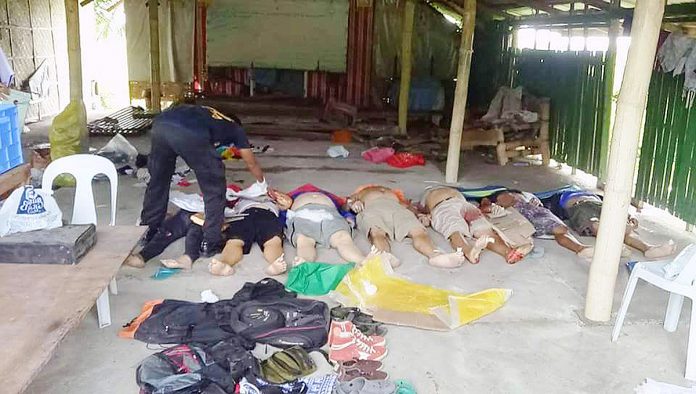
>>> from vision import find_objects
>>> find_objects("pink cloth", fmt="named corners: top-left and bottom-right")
top-left (361, 147), bottom-right (395, 163)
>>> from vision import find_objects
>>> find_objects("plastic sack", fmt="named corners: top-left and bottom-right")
top-left (361, 147), bottom-right (395, 163)
top-left (331, 254), bottom-right (511, 331)
top-left (0, 185), bottom-right (63, 237)
top-left (327, 145), bottom-right (350, 158)
top-left (97, 134), bottom-right (138, 167)
top-left (49, 101), bottom-right (88, 186)
top-left (385, 152), bottom-right (425, 168)
top-left (286, 262), bottom-right (355, 296)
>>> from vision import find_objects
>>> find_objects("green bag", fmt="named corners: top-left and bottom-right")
top-left (285, 262), bottom-right (355, 296)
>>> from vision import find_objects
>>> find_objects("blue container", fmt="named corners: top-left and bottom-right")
top-left (0, 103), bottom-right (22, 174)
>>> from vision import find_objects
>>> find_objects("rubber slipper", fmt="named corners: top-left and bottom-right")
top-left (395, 380), bottom-right (417, 394)
top-left (339, 367), bottom-right (388, 381)
top-left (335, 377), bottom-right (397, 394)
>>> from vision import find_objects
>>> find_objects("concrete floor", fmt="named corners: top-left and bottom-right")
top-left (20, 129), bottom-right (696, 393)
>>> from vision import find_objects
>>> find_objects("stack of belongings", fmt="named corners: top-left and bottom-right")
top-left (121, 278), bottom-right (336, 393)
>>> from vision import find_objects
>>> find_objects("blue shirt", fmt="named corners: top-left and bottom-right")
top-left (154, 104), bottom-right (251, 149)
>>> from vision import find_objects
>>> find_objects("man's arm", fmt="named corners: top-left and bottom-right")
top-left (239, 148), bottom-right (265, 182)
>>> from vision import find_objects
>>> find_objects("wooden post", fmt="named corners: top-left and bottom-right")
top-left (65, 0), bottom-right (83, 102)
top-left (148, 0), bottom-right (161, 113)
top-left (397, 0), bottom-right (415, 136)
top-left (584, 0), bottom-right (665, 322)
top-left (598, 2), bottom-right (622, 183)
top-left (444, 0), bottom-right (476, 183)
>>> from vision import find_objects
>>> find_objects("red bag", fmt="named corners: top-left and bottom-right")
top-left (386, 152), bottom-right (426, 168)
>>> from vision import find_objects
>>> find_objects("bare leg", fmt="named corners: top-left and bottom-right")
top-left (590, 221), bottom-right (632, 258)
top-left (262, 236), bottom-right (287, 275)
top-left (208, 239), bottom-right (244, 276)
top-left (296, 234), bottom-right (317, 265)
top-left (623, 225), bottom-right (676, 258)
top-left (368, 229), bottom-right (391, 253)
top-left (161, 255), bottom-right (193, 270)
top-left (449, 232), bottom-right (490, 264)
top-left (218, 239), bottom-right (245, 266)
top-left (552, 226), bottom-right (593, 260)
top-left (485, 233), bottom-right (513, 259)
top-left (410, 228), bottom-right (462, 268)
top-left (330, 230), bottom-right (365, 263)
top-left (124, 253), bottom-right (145, 268)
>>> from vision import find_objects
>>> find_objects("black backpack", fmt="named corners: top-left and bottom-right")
top-left (229, 298), bottom-right (330, 350)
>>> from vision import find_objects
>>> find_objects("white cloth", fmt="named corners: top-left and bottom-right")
top-left (227, 180), bottom-right (268, 199)
top-left (286, 208), bottom-right (336, 223)
top-left (0, 48), bottom-right (14, 86)
top-left (231, 196), bottom-right (279, 216)
top-left (169, 191), bottom-right (205, 212)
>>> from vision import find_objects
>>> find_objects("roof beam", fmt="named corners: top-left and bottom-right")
top-left (511, 1), bottom-right (560, 15)
top-left (582, 0), bottom-right (611, 11)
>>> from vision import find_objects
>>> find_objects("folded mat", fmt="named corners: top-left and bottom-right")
top-left (332, 254), bottom-right (511, 331)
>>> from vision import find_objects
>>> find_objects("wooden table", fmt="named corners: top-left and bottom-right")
top-left (0, 226), bottom-right (144, 394)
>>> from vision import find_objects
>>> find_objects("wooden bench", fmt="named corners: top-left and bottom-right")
top-left (0, 226), bottom-right (144, 393)
top-left (461, 98), bottom-right (551, 166)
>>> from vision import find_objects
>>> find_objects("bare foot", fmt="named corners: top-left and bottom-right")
top-left (208, 259), bottom-right (235, 276)
top-left (577, 247), bottom-right (595, 262)
top-left (464, 236), bottom-right (494, 264)
top-left (293, 256), bottom-right (307, 267)
top-left (645, 240), bottom-right (677, 259)
top-left (429, 251), bottom-right (464, 268)
top-left (505, 243), bottom-right (533, 264)
top-left (381, 251), bottom-right (402, 268)
top-left (161, 255), bottom-right (193, 271)
top-left (124, 254), bottom-right (145, 268)
top-left (265, 254), bottom-right (288, 276)
top-left (621, 246), bottom-right (632, 258)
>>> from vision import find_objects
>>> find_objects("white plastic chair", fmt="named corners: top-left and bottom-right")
top-left (612, 243), bottom-right (696, 380)
top-left (42, 154), bottom-right (119, 328)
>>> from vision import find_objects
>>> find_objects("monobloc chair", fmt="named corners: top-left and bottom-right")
top-left (42, 154), bottom-right (119, 328)
top-left (612, 243), bottom-right (696, 380)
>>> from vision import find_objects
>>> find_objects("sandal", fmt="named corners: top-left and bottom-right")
top-left (260, 346), bottom-right (316, 384)
top-left (335, 377), bottom-right (397, 394)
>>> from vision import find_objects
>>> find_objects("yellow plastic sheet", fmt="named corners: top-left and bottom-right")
top-left (332, 254), bottom-right (511, 331)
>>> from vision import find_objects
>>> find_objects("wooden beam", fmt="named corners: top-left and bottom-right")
top-left (445, 0), bottom-right (476, 183)
top-left (585, 0), bottom-right (666, 322)
top-left (148, 0), bottom-right (161, 113)
top-left (398, 0), bottom-right (416, 135)
top-left (512, 1), bottom-right (559, 15)
top-left (65, 0), bottom-right (83, 102)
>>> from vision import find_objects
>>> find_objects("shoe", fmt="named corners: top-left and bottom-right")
top-left (329, 338), bottom-right (387, 362)
top-left (329, 321), bottom-right (386, 348)
top-left (200, 240), bottom-right (223, 257)
top-left (335, 377), bottom-right (396, 394)
top-left (331, 307), bottom-right (387, 337)
top-left (338, 360), bottom-right (387, 381)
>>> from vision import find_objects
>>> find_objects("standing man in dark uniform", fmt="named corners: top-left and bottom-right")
top-left (140, 104), bottom-right (265, 257)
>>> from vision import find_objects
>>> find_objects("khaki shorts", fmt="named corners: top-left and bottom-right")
top-left (431, 198), bottom-right (493, 239)
top-left (357, 198), bottom-right (424, 241)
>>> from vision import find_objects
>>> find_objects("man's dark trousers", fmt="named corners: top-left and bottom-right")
top-left (140, 123), bottom-right (226, 249)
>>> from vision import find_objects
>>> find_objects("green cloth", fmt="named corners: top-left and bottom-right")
top-left (285, 262), bottom-right (355, 296)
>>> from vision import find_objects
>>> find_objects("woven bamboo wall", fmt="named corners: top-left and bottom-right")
top-left (0, 0), bottom-right (68, 121)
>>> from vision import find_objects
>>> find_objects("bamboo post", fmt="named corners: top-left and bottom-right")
top-left (65, 0), bottom-right (83, 102)
top-left (444, 0), bottom-right (476, 183)
top-left (148, 0), bottom-right (161, 113)
top-left (585, 0), bottom-right (666, 322)
top-left (598, 2), bottom-right (622, 183)
top-left (397, 0), bottom-right (415, 136)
